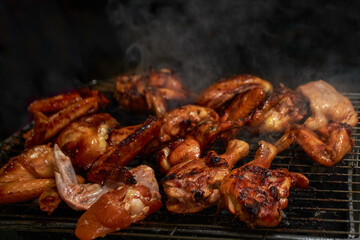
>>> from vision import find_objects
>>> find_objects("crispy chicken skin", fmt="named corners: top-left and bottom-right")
top-left (196, 74), bottom-right (273, 111)
top-left (156, 136), bottom-right (201, 173)
top-left (75, 165), bottom-right (162, 240)
top-left (158, 104), bottom-right (220, 142)
top-left (56, 113), bottom-right (119, 171)
top-left (248, 84), bottom-right (307, 133)
top-left (28, 92), bottom-right (82, 115)
top-left (0, 144), bottom-right (56, 204)
top-left (114, 68), bottom-right (191, 116)
top-left (296, 80), bottom-right (358, 130)
top-left (220, 141), bottom-right (309, 227)
top-left (25, 89), bottom-right (110, 148)
top-left (294, 122), bottom-right (354, 167)
top-left (162, 139), bottom-right (249, 213)
top-left (219, 87), bottom-right (266, 142)
top-left (87, 116), bottom-right (161, 184)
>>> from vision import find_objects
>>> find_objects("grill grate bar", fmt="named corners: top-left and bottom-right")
top-left (291, 197), bottom-right (360, 203)
top-left (288, 206), bottom-right (360, 212)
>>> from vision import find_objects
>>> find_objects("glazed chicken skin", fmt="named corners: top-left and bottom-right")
top-left (296, 80), bottom-right (358, 130)
top-left (272, 80), bottom-right (357, 167)
top-left (87, 116), bottom-right (161, 184)
top-left (220, 141), bottom-right (309, 227)
top-left (162, 139), bottom-right (249, 213)
top-left (25, 89), bottom-right (109, 147)
top-left (219, 87), bottom-right (266, 142)
top-left (158, 104), bottom-right (220, 143)
top-left (56, 113), bottom-right (119, 171)
top-left (294, 122), bottom-right (354, 167)
top-left (196, 74), bottom-right (273, 111)
top-left (248, 84), bottom-right (307, 133)
top-left (0, 144), bottom-right (55, 204)
top-left (156, 136), bottom-right (201, 173)
top-left (114, 68), bottom-right (192, 116)
top-left (75, 165), bottom-right (162, 240)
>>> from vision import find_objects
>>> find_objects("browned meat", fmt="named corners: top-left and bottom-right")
top-left (75, 165), bottom-right (162, 240)
top-left (248, 84), bottom-right (307, 133)
top-left (156, 136), bottom-right (201, 173)
top-left (219, 87), bottom-right (266, 142)
top-left (162, 139), bottom-right (249, 213)
top-left (0, 144), bottom-right (55, 182)
top-left (196, 74), bottom-right (273, 111)
top-left (114, 68), bottom-right (192, 116)
top-left (28, 92), bottom-right (82, 115)
top-left (87, 116), bottom-right (161, 184)
top-left (56, 113), bottom-right (119, 171)
top-left (158, 104), bottom-right (220, 143)
top-left (296, 80), bottom-right (358, 130)
top-left (192, 120), bottom-right (247, 151)
top-left (220, 141), bottom-right (309, 227)
top-left (108, 124), bottom-right (142, 147)
top-left (294, 122), bottom-right (354, 167)
top-left (25, 90), bottom-right (109, 148)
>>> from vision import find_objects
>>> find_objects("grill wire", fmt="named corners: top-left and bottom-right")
top-left (0, 90), bottom-right (359, 240)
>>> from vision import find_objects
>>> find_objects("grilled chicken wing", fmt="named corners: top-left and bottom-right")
top-left (220, 141), bottom-right (309, 227)
top-left (296, 80), bottom-right (358, 130)
top-left (25, 90), bottom-right (109, 147)
top-left (294, 122), bottom-right (354, 167)
top-left (248, 84), bottom-right (307, 133)
top-left (75, 165), bottom-right (162, 240)
top-left (28, 91), bottom-right (82, 115)
top-left (0, 144), bottom-right (56, 204)
top-left (114, 68), bottom-right (192, 116)
top-left (56, 113), bottom-right (119, 171)
top-left (162, 139), bottom-right (249, 213)
top-left (196, 74), bottom-right (273, 111)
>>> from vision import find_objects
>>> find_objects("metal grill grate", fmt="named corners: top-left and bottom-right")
top-left (0, 92), bottom-right (359, 240)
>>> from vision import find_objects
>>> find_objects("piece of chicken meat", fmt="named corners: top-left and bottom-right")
top-left (248, 84), bottom-right (307, 133)
top-left (162, 139), bottom-right (249, 213)
top-left (75, 165), bottom-right (162, 240)
top-left (296, 80), bottom-right (358, 130)
top-left (220, 141), bottom-right (309, 227)
top-left (56, 113), bottom-right (119, 171)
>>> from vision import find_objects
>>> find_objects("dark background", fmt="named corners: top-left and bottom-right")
top-left (1, 0), bottom-right (360, 141)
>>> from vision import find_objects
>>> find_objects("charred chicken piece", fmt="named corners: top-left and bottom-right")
top-left (220, 87), bottom-right (266, 142)
top-left (196, 74), bottom-right (273, 111)
top-left (56, 113), bottom-right (119, 171)
top-left (75, 165), bottom-right (162, 240)
top-left (191, 120), bottom-right (248, 151)
top-left (114, 68), bottom-right (192, 116)
top-left (25, 90), bottom-right (109, 147)
top-left (294, 122), bottom-right (354, 167)
top-left (220, 141), bottom-right (309, 227)
top-left (108, 124), bottom-right (142, 146)
top-left (248, 83), bottom-right (307, 134)
top-left (87, 116), bottom-right (161, 184)
top-left (162, 139), bottom-right (249, 213)
top-left (296, 80), bottom-right (358, 130)
top-left (158, 104), bottom-right (220, 143)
